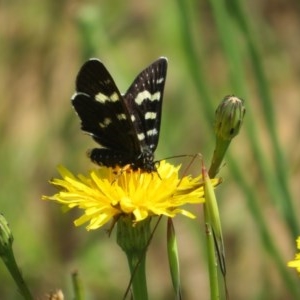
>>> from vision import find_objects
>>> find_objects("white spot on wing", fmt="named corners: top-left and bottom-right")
top-left (156, 77), bottom-right (164, 84)
top-left (95, 92), bottom-right (108, 103)
top-left (147, 128), bottom-right (158, 136)
top-left (117, 114), bottom-right (127, 120)
top-left (137, 133), bottom-right (145, 141)
top-left (110, 92), bottom-right (119, 102)
top-left (131, 115), bottom-right (136, 122)
top-left (135, 91), bottom-right (161, 105)
top-left (99, 118), bottom-right (112, 128)
top-left (95, 92), bottom-right (119, 103)
top-left (145, 112), bottom-right (157, 120)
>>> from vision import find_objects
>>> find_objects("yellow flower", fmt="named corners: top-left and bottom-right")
top-left (43, 161), bottom-right (220, 231)
top-left (287, 237), bottom-right (300, 274)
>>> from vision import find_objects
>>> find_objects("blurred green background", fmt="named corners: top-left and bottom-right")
top-left (1, 0), bottom-right (300, 299)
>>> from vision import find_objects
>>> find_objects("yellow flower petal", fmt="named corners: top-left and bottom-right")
top-left (288, 237), bottom-right (300, 274)
top-left (43, 161), bottom-right (220, 230)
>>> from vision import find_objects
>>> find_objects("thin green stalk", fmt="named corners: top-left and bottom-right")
top-left (117, 217), bottom-right (150, 300)
top-left (72, 271), bottom-right (84, 300)
top-left (2, 250), bottom-right (34, 300)
top-left (209, 139), bottom-right (230, 179)
top-left (0, 214), bottom-right (33, 300)
top-left (204, 205), bottom-right (220, 300)
top-left (175, 0), bottom-right (214, 122)
top-left (167, 218), bottom-right (182, 300)
top-left (125, 251), bottom-right (148, 300)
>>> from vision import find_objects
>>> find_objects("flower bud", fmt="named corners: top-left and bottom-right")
top-left (214, 95), bottom-right (246, 141)
top-left (0, 213), bottom-right (13, 256)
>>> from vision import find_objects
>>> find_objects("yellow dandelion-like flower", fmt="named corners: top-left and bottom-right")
top-left (43, 161), bottom-right (220, 231)
top-left (287, 236), bottom-right (300, 275)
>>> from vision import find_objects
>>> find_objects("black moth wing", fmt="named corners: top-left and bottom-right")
top-left (72, 59), bottom-right (140, 155)
top-left (124, 57), bottom-right (168, 153)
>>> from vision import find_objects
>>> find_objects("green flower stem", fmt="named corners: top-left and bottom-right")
top-left (167, 218), bottom-right (181, 299)
top-left (117, 217), bottom-right (150, 300)
top-left (72, 270), bottom-right (84, 300)
top-left (125, 250), bottom-right (148, 300)
top-left (209, 138), bottom-right (230, 178)
top-left (2, 247), bottom-right (33, 299)
top-left (204, 205), bottom-right (219, 300)
top-left (0, 214), bottom-right (33, 300)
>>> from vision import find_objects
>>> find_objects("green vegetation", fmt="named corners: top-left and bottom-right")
top-left (1, 0), bottom-right (299, 299)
